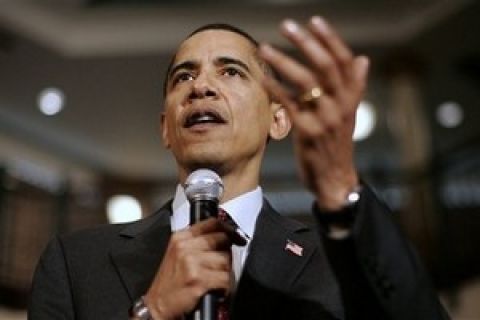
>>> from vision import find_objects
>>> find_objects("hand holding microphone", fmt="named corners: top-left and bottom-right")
top-left (143, 169), bottom-right (245, 320)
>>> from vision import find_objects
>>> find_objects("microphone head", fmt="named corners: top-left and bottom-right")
top-left (184, 169), bottom-right (224, 202)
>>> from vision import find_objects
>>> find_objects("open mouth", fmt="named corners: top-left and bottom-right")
top-left (184, 110), bottom-right (226, 128)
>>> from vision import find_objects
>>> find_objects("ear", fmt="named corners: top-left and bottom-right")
top-left (268, 102), bottom-right (291, 141)
top-left (160, 112), bottom-right (171, 149)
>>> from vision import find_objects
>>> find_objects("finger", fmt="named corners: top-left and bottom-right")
top-left (200, 269), bottom-right (231, 293)
top-left (258, 43), bottom-right (319, 93)
top-left (280, 19), bottom-right (342, 91)
top-left (179, 251), bottom-right (231, 284)
top-left (185, 268), bottom-right (231, 298)
top-left (294, 101), bottom-right (343, 139)
top-left (171, 219), bottom-right (226, 247)
top-left (263, 71), bottom-right (340, 119)
top-left (351, 55), bottom-right (369, 92)
top-left (179, 226), bottom-right (246, 253)
top-left (263, 75), bottom-right (334, 137)
top-left (198, 251), bottom-right (231, 271)
top-left (187, 231), bottom-right (235, 251)
top-left (313, 99), bottom-right (343, 134)
top-left (193, 218), bottom-right (248, 246)
top-left (187, 218), bottom-right (224, 237)
top-left (218, 221), bottom-right (248, 246)
top-left (340, 56), bottom-right (370, 114)
top-left (308, 16), bottom-right (354, 71)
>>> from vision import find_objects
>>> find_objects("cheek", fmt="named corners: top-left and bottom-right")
top-left (234, 103), bottom-right (271, 139)
top-left (223, 83), bottom-right (272, 136)
top-left (242, 90), bottom-right (271, 125)
top-left (163, 110), bottom-right (180, 141)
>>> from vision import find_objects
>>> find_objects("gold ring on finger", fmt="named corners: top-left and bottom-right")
top-left (300, 86), bottom-right (324, 103)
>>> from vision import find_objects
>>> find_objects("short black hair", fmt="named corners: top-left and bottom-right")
top-left (188, 23), bottom-right (260, 47)
top-left (162, 23), bottom-right (270, 98)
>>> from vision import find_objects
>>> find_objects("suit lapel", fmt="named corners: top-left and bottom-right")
top-left (242, 201), bottom-right (315, 290)
top-left (235, 200), bottom-right (344, 319)
top-left (110, 204), bottom-right (172, 301)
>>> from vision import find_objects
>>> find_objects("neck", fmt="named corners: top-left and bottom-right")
top-left (220, 169), bottom-right (259, 203)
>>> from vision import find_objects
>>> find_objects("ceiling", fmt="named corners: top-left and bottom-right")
top-left (0, 0), bottom-right (477, 189)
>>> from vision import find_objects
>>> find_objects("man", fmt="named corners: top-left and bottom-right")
top-left (29, 17), bottom-right (449, 319)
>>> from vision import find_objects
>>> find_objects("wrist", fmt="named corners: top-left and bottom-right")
top-left (313, 184), bottom-right (362, 240)
top-left (141, 293), bottom-right (171, 320)
top-left (314, 175), bottom-right (359, 211)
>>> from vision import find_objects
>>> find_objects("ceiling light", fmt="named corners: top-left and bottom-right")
top-left (38, 87), bottom-right (65, 116)
top-left (106, 195), bottom-right (142, 224)
top-left (436, 101), bottom-right (463, 128)
top-left (353, 101), bottom-right (377, 141)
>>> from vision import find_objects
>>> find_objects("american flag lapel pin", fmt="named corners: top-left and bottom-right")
top-left (285, 239), bottom-right (303, 257)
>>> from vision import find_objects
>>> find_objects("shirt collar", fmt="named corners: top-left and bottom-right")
top-left (171, 184), bottom-right (263, 240)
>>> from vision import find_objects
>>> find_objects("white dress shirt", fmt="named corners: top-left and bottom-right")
top-left (171, 185), bottom-right (263, 282)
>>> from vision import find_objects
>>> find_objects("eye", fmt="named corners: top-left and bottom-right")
top-left (222, 67), bottom-right (243, 77)
top-left (172, 72), bottom-right (194, 85)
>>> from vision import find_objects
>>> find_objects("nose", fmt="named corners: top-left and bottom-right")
top-left (188, 73), bottom-right (218, 100)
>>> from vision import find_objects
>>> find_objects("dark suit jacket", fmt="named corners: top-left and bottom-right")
top-left (28, 186), bottom-right (449, 319)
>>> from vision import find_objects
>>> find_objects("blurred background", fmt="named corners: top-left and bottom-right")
top-left (0, 0), bottom-right (479, 319)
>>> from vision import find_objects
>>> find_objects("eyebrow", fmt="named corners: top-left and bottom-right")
top-left (168, 56), bottom-right (251, 81)
top-left (215, 56), bottom-right (251, 73)
top-left (168, 61), bottom-right (198, 80)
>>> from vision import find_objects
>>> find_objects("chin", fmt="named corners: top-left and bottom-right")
top-left (181, 150), bottom-right (228, 174)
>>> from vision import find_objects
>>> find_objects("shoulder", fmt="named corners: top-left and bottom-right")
top-left (58, 223), bottom-right (126, 251)
top-left (56, 204), bottom-right (171, 254)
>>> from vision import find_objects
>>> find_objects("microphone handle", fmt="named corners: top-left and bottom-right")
top-left (188, 199), bottom-right (219, 320)
top-left (190, 199), bottom-right (218, 223)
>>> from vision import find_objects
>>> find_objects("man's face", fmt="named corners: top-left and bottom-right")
top-left (162, 30), bottom-right (279, 178)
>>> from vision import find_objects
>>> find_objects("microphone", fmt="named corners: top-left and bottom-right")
top-left (184, 169), bottom-right (224, 320)
top-left (185, 169), bottom-right (224, 223)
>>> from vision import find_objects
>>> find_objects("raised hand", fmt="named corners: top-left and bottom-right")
top-left (259, 16), bottom-right (369, 210)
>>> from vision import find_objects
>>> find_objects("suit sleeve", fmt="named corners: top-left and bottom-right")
top-left (317, 184), bottom-right (450, 320)
top-left (28, 236), bottom-right (75, 320)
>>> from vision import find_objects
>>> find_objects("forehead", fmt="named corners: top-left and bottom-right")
top-left (173, 30), bottom-right (260, 68)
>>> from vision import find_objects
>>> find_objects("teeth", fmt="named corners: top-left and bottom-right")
top-left (185, 111), bottom-right (223, 128)
top-left (197, 114), bottom-right (214, 123)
